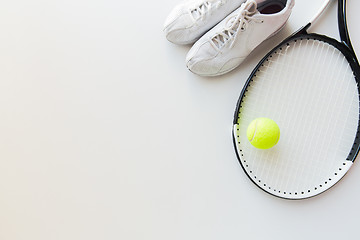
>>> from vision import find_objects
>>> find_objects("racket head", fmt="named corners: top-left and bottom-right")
top-left (232, 30), bottom-right (360, 199)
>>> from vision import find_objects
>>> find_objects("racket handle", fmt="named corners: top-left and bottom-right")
top-left (309, 0), bottom-right (333, 25)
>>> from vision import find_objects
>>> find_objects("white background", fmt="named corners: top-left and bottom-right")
top-left (0, 0), bottom-right (359, 239)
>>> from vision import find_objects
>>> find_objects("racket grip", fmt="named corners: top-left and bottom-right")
top-left (309, 0), bottom-right (332, 25)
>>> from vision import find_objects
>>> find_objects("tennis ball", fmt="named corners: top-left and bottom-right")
top-left (247, 118), bottom-right (280, 149)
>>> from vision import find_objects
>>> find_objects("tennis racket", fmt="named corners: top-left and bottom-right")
top-left (232, 0), bottom-right (360, 199)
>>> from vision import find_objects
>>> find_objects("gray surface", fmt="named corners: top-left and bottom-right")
top-left (0, 0), bottom-right (359, 239)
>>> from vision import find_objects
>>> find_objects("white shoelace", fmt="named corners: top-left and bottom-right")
top-left (190, 1), bottom-right (224, 21)
top-left (211, 1), bottom-right (262, 49)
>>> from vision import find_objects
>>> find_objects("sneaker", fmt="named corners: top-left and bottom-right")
top-left (164, 0), bottom-right (246, 45)
top-left (186, 0), bottom-right (295, 76)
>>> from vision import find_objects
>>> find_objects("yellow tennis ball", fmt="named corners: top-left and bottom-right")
top-left (247, 118), bottom-right (280, 149)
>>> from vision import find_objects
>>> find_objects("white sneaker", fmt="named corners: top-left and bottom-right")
top-left (186, 0), bottom-right (295, 76)
top-left (164, 0), bottom-right (246, 45)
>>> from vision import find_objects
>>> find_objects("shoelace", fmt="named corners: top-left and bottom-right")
top-left (190, 1), bottom-right (224, 21)
top-left (211, 1), bottom-right (262, 49)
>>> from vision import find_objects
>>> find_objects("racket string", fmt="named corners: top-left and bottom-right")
top-left (304, 43), bottom-right (343, 187)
